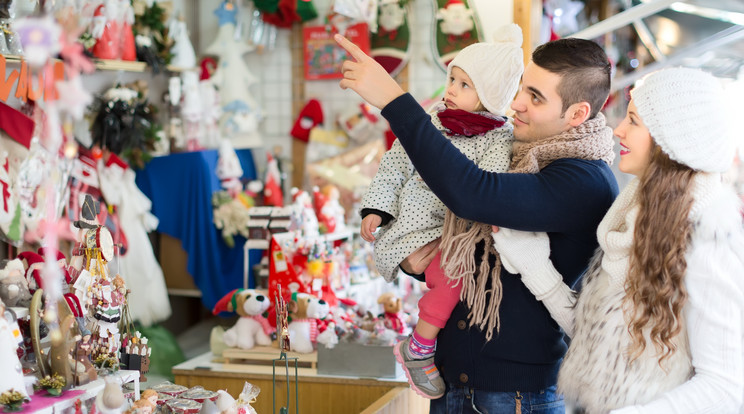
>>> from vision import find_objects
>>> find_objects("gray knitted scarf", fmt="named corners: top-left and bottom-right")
top-left (440, 113), bottom-right (615, 341)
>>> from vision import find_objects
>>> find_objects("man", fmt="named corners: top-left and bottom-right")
top-left (336, 34), bottom-right (619, 413)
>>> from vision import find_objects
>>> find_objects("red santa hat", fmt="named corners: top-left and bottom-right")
top-left (212, 288), bottom-right (241, 315)
top-left (445, 0), bottom-right (465, 8)
top-left (37, 247), bottom-right (72, 284)
top-left (16, 251), bottom-right (44, 292)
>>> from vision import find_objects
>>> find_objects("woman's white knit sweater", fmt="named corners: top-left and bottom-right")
top-left (541, 174), bottom-right (744, 413)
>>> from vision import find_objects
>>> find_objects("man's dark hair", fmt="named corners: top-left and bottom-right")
top-left (532, 38), bottom-right (611, 119)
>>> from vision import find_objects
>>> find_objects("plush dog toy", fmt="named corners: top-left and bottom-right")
top-left (213, 289), bottom-right (274, 350)
top-left (287, 292), bottom-right (332, 353)
top-left (377, 292), bottom-right (405, 334)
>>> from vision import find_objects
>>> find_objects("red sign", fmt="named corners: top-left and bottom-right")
top-left (302, 22), bottom-right (370, 81)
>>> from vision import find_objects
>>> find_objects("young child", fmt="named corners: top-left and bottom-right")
top-left (359, 24), bottom-right (524, 399)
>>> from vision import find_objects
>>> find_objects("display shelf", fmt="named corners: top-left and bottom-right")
top-left (92, 59), bottom-right (147, 72)
top-left (172, 352), bottom-right (428, 414)
top-left (1, 54), bottom-right (147, 72)
top-left (19, 369), bottom-right (140, 414)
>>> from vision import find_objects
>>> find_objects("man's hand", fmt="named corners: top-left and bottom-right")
top-left (360, 214), bottom-right (382, 242)
top-left (334, 34), bottom-right (406, 110)
top-left (400, 238), bottom-right (440, 275)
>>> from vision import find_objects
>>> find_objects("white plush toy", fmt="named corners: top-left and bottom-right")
top-left (212, 289), bottom-right (274, 350)
top-left (0, 259), bottom-right (31, 307)
top-left (288, 293), bottom-right (331, 353)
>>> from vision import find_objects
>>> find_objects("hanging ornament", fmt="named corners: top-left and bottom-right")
top-left (432, 0), bottom-right (480, 71)
top-left (370, 0), bottom-right (410, 77)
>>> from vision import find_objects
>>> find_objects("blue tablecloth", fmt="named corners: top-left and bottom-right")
top-left (135, 149), bottom-right (261, 311)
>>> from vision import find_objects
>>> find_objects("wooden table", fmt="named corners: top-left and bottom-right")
top-left (172, 351), bottom-right (429, 414)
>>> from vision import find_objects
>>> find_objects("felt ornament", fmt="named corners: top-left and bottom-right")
top-left (432, 0), bottom-right (481, 71)
top-left (290, 99), bottom-right (323, 142)
top-left (370, 0), bottom-right (410, 76)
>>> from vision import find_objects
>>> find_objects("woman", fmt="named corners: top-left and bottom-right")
top-left (492, 67), bottom-right (744, 413)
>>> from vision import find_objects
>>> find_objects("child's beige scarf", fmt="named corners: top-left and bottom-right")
top-left (440, 113), bottom-right (615, 340)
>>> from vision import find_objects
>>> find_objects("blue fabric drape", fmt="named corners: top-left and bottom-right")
top-left (135, 149), bottom-right (262, 311)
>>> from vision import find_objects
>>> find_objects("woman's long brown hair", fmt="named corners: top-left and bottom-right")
top-left (625, 144), bottom-right (696, 365)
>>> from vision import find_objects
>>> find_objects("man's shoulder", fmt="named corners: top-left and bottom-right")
top-left (544, 158), bottom-right (619, 196)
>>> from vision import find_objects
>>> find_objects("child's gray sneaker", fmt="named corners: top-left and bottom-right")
top-left (393, 336), bottom-right (446, 399)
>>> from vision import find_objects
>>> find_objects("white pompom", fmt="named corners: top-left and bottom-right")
top-left (491, 23), bottom-right (523, 46)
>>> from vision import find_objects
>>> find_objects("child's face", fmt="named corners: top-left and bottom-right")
top-left (445, 67), bottom-right (480, 112)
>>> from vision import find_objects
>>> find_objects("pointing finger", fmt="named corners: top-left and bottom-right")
top-left (334, 33), bottom-right (368, 62)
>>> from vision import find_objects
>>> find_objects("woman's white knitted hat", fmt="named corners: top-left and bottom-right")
top-left (631, 67), bottom-right (735, 173)
top-left (447, 24), bottom-right (524, 116)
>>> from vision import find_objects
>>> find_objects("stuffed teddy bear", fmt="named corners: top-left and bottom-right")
top-left (0, 259), bottom-right (31, 307)
top-left (212, 289), bottom-right (274, 350)
top-left (287, 292), bottom-right (332, 353)
top-left (377, 292), bottom-right (405, 334)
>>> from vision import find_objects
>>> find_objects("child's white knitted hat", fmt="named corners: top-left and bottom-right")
top-left (631, 67), bottom-right (735, 173)
top-left (447, 24), bottom-right (524, 116)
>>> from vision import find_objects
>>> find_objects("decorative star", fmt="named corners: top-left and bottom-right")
top-left (55, 77), bottom-right (93, 120)
top-left (214, 0), bottom-right (238, 27)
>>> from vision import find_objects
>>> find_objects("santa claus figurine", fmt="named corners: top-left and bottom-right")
top-left (436, 0), bottom-right (475, 36)
top-left (90, 0), bottom-right (136, 60)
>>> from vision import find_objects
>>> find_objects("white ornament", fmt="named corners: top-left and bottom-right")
top-left (168, 14), bottom-right (196, 69)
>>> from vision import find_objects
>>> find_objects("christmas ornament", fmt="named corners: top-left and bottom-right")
top-left (432, 0), bottom-right (480, 71)
top-left (370, 0), bottom-right (410, 76)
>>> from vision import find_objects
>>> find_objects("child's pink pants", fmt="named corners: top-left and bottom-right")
top-left (416, 252), bottom-right (462, 329)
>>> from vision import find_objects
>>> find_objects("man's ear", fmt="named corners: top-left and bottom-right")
top-left (566, 102), bottom-right (591, 127)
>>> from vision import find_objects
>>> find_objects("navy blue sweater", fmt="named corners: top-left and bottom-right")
top-left (381, 93), bottom-right (619, 392)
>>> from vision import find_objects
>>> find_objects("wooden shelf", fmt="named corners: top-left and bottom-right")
top-left (1, 54), bottom-right (148, 72)
top-left (92, 59), bottom-right (147, 72)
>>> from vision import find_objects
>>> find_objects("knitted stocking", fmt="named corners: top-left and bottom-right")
top-left (431, 0), bottom-right (481, 72)
top-left (370, 0), bottom-right (411, 77)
